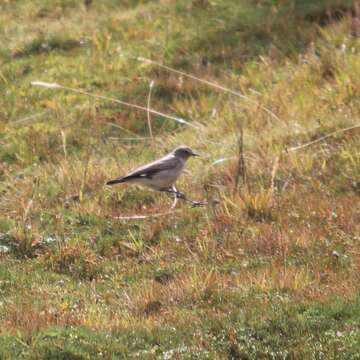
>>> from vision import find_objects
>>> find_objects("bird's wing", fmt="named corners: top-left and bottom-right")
top-left (121, 154), bottom-right (181, 181)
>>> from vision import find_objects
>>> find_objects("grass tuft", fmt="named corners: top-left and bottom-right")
top-left (42, 243), bottom-right (102, 280)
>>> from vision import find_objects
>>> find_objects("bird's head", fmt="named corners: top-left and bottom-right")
top-left (173, 146), bottom-right (200, 159)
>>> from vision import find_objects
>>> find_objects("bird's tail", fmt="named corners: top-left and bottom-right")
top-left (106, 177), bottom-right (126, 185)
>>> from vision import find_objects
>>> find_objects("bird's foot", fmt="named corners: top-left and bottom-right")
top-left (162, 187), bottom-right (207, 208)
top-left (175, 191), bottom-right (186, 199)
top-left (190, 200), bottom-right (207, 207)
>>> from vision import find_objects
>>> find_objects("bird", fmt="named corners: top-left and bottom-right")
top-left (106, 146), bottom-right (200, 197)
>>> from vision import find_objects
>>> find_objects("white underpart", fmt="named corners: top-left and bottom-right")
top-left (128, 156), bottom-right (185, 190)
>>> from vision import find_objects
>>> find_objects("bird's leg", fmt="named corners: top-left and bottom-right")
top-left (170, 185), bottom-right (178, 209)
top-left (162, 186), bottom-right (183, 198)
top-left (185, 197), bottom-right (207, 208)
top-left (163, 186), bottom-right (206, 208)
top-left (174, 188), bottom-right (186, 199)
top-left (161, 186), bottom-right (180, 209)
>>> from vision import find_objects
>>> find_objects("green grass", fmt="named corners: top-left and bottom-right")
top-left (1, 0), bottom-right (360, 358)
top-left (0, 293), bottom-right (359, 358)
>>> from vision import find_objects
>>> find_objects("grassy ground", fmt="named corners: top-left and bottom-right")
top-left (1, 0), bottom-right (360, 358)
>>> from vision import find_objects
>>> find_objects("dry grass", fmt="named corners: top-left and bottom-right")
top-left (1, 0), bottom-right (360, 357)
top-left (3, 298), bottom-right (82, 335)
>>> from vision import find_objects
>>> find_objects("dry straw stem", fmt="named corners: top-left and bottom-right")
top-left (79, 152), bottom-right (91, 202)
top-left (270, 123), bottom-right (360, 194)
top-left (23, 199), bottom-right (33, 222)
top-left (61, 130), bottom-right (67, 160)
top-left (113, 194), bottom-right (208, 221)
top-left (284, 123), bottom-right (360, 154)
top-left (147, 80), bottom-right (155, 144)
top-left (106, 122), bottom-right (145, 138)
top-left (135, 56), bottom-right (282, 122)
top-left (234, 120), bottom-right (247, 193)
top-left (113, 210), bottom-right (180, 220)
top-left (7, 111), bottom-right (48, 127)
top-left (270, 155), bottom-right (280, 196)
top-left (108, 136), bottom-right (152, 142)
top-left (210, 157), bottom-right (238, 166)
top-left (31, 81), bottom-right (200, 129)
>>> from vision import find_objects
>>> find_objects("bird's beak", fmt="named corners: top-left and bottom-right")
top-left (191, 151), bottom-right (200, 157)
